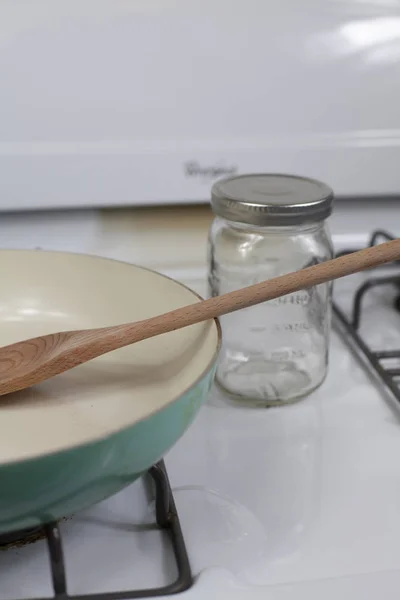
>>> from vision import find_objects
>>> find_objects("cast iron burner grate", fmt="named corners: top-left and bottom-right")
top-left (1, 460), bottom-right (192, 600)
top-left (333, 230), bottom-right (400, 404)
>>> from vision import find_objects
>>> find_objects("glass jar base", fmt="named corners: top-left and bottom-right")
top-left (215, 364), bottom-right (327, 408)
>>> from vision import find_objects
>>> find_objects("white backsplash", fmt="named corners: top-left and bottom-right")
top-left (0, 205), bottom-right (213, 283)
top-left (0, 198), bottom-right (398, 297)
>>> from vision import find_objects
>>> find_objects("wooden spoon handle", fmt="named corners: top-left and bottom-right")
top-left (118, 237), bottom-right (400, 345)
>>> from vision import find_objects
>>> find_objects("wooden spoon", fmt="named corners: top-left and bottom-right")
top-left (0, 238), bottom-right (399, 397)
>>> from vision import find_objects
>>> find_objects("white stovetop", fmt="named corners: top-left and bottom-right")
top-left (1, 201), bottom-right (400, 599)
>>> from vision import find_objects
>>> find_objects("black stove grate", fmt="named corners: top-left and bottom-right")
top-left (333, 230), bottom-right (400, 404)
top-left (4, 461), bottom-right (192, 600)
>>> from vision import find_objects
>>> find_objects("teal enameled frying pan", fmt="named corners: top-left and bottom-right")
top-left (0, 250), bottom-right (220, 534)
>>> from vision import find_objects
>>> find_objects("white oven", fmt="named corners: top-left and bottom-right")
top-left (1, 0), bottom-right (400, 210)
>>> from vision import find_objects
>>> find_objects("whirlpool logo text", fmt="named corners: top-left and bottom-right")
top-left (183, 161), bottom-right (238, 181)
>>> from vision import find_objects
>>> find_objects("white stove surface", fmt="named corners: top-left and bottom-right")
top-left (167, 273), bottom-right (400, 598)
top-left (0, 203), bottom-right (400, 599)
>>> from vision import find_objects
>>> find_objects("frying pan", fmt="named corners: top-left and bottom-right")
top-left (0, 250), bottom-right (221, 534)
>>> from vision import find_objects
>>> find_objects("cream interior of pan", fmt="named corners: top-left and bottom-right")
top-left (0, 250), bottom-right (220, 465)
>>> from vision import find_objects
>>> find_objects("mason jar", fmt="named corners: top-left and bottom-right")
top-left (208, 173), bottom-right (334, 407)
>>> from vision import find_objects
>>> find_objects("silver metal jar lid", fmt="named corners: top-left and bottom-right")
top-left (211, 173), bottom-right (334, 226)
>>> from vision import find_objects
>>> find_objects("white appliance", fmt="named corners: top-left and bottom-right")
top-left (2, 2), bottom-right (400, 600)
top-left (1, 0), bottom-right (400, 210)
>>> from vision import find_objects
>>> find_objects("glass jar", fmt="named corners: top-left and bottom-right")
top-left (208, 173), bottom-right (334, 407)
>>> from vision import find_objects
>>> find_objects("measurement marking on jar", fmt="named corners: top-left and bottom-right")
top-left (269, 349), bottom-right (307, 360)
top-left (269, 292), bottom-right (310, 306)
top-left (273, 322), bottom-right (312, 332)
